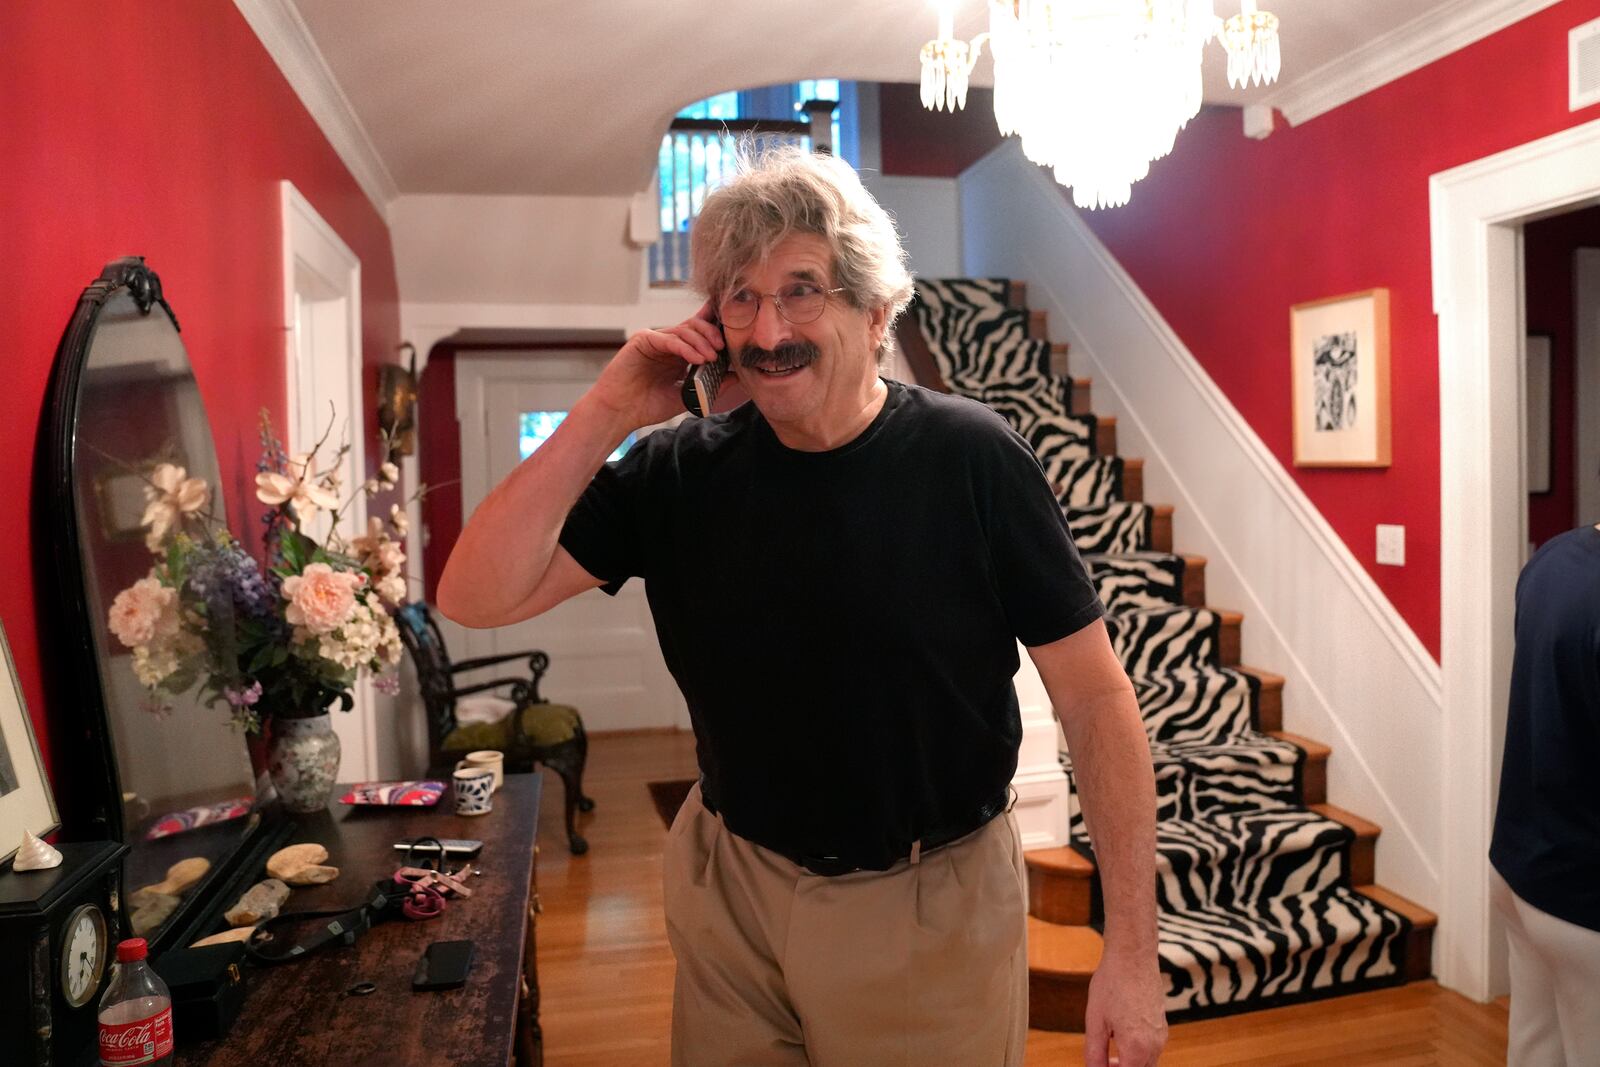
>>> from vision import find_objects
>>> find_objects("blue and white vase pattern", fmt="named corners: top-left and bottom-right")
top-left (453, 770), bottom-right (495, 816)
top-left (268, 713), bottom-right (342, 814)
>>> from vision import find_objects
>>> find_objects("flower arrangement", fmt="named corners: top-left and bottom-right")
top-left (107, 411), bottom-right (414, 731)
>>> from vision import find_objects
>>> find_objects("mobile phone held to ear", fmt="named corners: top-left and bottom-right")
top-left (681, 313), bottom-right (730, 418)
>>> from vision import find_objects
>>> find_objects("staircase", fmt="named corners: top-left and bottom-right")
top-left (898, 278), bottom-right (1436, 1028)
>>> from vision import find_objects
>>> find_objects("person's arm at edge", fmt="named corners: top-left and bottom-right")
top-left (1027, 618), bottom-right (1167, 1067)
top-left (436, 310), bottom-right (726, 629)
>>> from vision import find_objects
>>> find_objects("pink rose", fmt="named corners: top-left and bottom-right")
top-left (281, 563), bottom-right (364, 634)
top-left (108, 577), bottom-right (177, 648)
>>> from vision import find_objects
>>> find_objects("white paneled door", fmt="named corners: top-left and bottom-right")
top-left (456, 354), bottom-right (688, 733)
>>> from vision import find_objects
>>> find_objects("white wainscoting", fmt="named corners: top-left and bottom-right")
top-left (862, 175), bottom-right (964, 279)
top-left (959, 141), bottom-right (1446, 916)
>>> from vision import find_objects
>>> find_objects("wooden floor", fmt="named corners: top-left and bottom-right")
top-left (532, 731), bottom-right (1508, 1066)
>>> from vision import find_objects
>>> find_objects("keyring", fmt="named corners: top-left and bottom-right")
top-left (403, 836), bottom-right (446, 871)
top-left (401, 883), bottom-right (445, 921)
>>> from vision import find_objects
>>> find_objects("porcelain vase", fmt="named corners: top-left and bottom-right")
top-left (267, 713), bottom-right (341, 814)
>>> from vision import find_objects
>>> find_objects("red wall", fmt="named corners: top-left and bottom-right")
top-left (880, 84), bottom-right (1003, 177)
top-left (0, 6), bottom-right (401, 787)
top-left (877, 1), bottom-right (1600, 659)
top-left (1525, 205), bottom-right (1600, 547)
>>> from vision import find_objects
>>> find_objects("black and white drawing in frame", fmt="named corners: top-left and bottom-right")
top-left (1312, 331), bottom-right (1359, 432)
top-left (1291, 289), bottom-right (1391, 468)
top-left (0, 617), bottom-right (59, 863)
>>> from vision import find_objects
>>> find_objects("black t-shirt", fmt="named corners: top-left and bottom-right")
top-left (1490, 525), bottom-right (1600, 931)
top-left (558, 379), bottom-right (1103, 864)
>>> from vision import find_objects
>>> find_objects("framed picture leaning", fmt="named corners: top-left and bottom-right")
top-left (1290, 288), bottom-right (1392, 468)
top-left (0, 618), bottom-right (58, 864)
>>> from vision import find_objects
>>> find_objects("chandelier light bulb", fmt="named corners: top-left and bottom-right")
top-left (1221, 0), bottom-right (1281, 89)
top-left (919, 0), bottom-right (1283, 206)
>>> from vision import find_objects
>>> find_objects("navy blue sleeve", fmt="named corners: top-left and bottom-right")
top-left (973, 416), bottom-right (1105, 646)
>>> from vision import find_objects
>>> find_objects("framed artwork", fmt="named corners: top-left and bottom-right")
top-left (1525, 334), bottom-right (1552, 495)
top-left (93, 470), bottom-right (150, 542)
top-left (0, 617), bottom-right (58, 864)
top-left (1290, 288), bottom-right (1392, 468)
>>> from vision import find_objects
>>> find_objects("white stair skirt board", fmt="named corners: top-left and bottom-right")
top-left (1431, 115), bottom-right (1600, 1001)
top-left (958, 141), bottom-right (1444, 939)
top-left (1013, 647), bottom-right (1070, 850)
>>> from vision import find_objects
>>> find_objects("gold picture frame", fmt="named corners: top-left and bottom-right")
top-left (1290, 288), bottom-right (1391, 468)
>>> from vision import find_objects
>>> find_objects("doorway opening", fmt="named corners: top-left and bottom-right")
top-left (1430, 116), bottom-right (1600, 1002)
top-left (281, 182), bottom-right (380, 781)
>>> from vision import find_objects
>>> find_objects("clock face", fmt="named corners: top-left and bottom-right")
top-left (61, 903), bottom-right (108, 1009)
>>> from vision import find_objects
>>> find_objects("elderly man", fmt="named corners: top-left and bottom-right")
top-left (438, 148), bottom-right (1165, 1067)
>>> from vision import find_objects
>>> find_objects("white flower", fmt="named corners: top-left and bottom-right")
top-left (132, 643), bottom-right (181, 687)
top-left (389, 504), bottom-right (409, 537)
top-left (379, 461), bottom-right (400, 488)
top-left (139, 464), bottom-right (210, 550)
top-left (255, 453), bottom-right (340, 523)
top-left (376, 573), bottom-right (407, 606)
top-left (361, 479), bottom-right (381, 497)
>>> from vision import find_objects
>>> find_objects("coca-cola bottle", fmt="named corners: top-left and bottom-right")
top-left (97, 938), bottom-right (174, 1066)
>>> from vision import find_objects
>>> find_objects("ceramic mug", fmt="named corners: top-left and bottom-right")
top-left (453, 766), bottom-right (495, 817)
top-left (459, 750), bottom-right (505, 793)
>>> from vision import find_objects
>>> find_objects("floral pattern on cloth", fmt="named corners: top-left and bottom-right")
top-left (145, 796), bottom-right (255, 840)
top-left (339, 780), bottom-right (446, 807)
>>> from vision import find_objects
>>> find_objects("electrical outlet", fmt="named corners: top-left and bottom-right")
top-left (1376, 524), bottom-right (1406, 566)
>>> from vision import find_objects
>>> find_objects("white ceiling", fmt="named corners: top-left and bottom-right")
top-left (282, 0), bottom-right (1556, 200)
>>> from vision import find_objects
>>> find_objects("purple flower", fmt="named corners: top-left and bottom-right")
top-left (373, 673), bottom-right (401, 696)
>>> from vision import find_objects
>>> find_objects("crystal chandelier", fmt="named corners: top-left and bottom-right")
top-left (921, 1), bottom-right (1283, 209)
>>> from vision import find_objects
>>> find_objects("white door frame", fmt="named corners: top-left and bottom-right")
top-left (280, 181), bottom-right (379, 780)
top-left (1430, 116), bottom-right (1600, 1002)
top-left (1577, 248), bottom-right (1600, 524)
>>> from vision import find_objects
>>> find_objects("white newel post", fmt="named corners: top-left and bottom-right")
top-left (1012, 643), bottom-right (1071, 849)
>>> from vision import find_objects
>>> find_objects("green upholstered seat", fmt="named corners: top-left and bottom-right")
top-left (440, 702), bottom-right (581, 754)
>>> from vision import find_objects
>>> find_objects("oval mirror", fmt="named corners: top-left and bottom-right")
top-left (40, 258), bottom-right (272, 950)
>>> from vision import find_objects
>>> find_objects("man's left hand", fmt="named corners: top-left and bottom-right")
top-left (1082, 945), bottom-right (1167, 1066)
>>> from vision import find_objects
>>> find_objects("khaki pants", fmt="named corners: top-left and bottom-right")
top-left (663, 783), bottom-right (1028, 1067)
top-left (1492, 871), bottom-right (1600, 1066)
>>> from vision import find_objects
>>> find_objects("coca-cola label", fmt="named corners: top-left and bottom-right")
top-left (99, 1007), bottom-right (173, 1065)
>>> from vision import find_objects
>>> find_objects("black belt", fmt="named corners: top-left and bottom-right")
top-left (698, 784), bottom-right (1009, 877)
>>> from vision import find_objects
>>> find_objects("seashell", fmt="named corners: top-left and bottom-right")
top-left (225, 878), bottom-right (291, 927)
top-left (135, 857), bottom-right (211, 900)
top-left (191, 926), bottom-right (256, 949)
top-left (13, 829), bottom-right (63, 871)
top-left (266, 843), bottom-right (340, 886)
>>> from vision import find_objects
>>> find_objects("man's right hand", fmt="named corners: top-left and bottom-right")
top-left (590, 303), bottom-right (730, 431)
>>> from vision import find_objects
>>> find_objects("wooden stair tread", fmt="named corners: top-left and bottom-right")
top-left (1355, 884), bottom-right (1437, 928)
top-left (1311, 803), bottom-right (1381, 840)
top-left (1266, 731), bottom-right (1331, 759)
top-left (1026, 917), bottom-right (1102, 976)
top-left (1025, 846), bottom-right (1094, 878)
top-left (1234, 664), bottom-right (1284, 689)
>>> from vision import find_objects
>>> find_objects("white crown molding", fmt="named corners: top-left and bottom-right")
top-left (1261, 0), bottom-right (1564, 127)
top-left (233, 0), bottom-right (398, 220)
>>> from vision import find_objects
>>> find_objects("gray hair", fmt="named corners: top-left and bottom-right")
top-left (690, 144), bottom-right (914, 366)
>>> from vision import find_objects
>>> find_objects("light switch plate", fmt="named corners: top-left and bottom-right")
top-left (1376, 524), bottom-right (1406, 566)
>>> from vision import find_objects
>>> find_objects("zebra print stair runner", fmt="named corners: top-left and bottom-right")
top-left (911, 278), bottom-right (1410, 1022)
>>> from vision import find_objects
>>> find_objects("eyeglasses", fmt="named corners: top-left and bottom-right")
top-left (717, 283), bottom-right (848, 330)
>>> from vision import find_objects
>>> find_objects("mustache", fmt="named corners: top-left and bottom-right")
top-left (737, 340), bottom-right (820, 371)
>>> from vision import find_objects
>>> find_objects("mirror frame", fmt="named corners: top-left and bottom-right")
top-left (36, 256), bottom-right (289, 952)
